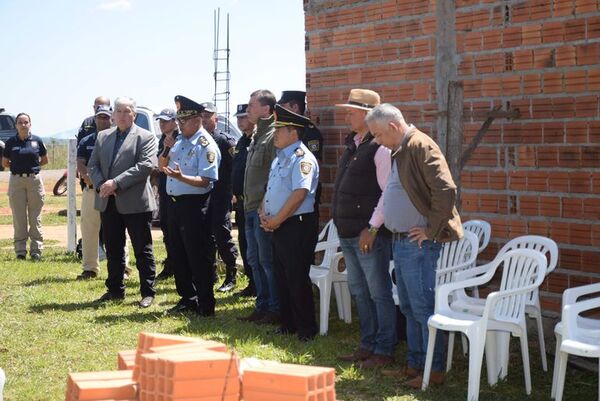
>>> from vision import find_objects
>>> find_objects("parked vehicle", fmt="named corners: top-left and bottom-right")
top-left (0, 108), bottom-right (17, 171)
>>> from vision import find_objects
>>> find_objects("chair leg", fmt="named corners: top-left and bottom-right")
top-left (519, 331), bottom-right (532, 395)
top-left (467, 330), bottom-right (486, 401)
top-left (534, 311), bottom-right (548, 371)
top-left (332, 282), bottom-right (344, 320)
top-left (422, 325), bottom-right (438, 391)
top-left (319, 281), bottom-right (332, 335)
top-left (461, 333), bottom-right (469, 356)
top-left (340, 283), bottom-right (352, 323)
top-left (447, 332), bottom-right (455, 372)
top-left (555, 351), bottom-right (568, 401)
top-left (551, 333), bottom-right (562, 399)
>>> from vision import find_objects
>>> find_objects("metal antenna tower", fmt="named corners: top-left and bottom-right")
top-left (213, 8), bottom-right (231, 133)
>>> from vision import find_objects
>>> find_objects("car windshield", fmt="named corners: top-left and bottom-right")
top-left (0, 115), bottom-right (15, 130)
top-left (135, 113), bottom-right (150, 131)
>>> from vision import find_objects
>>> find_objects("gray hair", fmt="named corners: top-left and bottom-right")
top-left (114, 96), bottom-right (137, 112)
top-left (365, 103), bottom-right (404, 126)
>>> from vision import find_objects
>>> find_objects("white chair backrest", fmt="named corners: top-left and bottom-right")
top-left (463, 219), bottom-right (491, 254)
top-left (436, 230), bottom-right (480, 286)
top-left (498, 235), bottom-right (558, 275)
top-left (315, 220), bottom-right (340, 269)
top-left (492, 249), bottom-right (547, 324)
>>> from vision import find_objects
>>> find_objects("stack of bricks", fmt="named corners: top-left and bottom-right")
top-left (304, 0), bottom-right (600, 314)
top-left (242, 359), bottom-right (336, 401)
top-left (65, 370), bottom-right (137, 401)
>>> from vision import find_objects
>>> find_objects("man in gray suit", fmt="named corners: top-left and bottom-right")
top-left (87, 96), bottom-right (158, 308)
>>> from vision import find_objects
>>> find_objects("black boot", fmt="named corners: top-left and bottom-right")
top-left (155, 259), bottom-right (174, 281)
top-left (217, 266), bottom-right (237, 292)
top-left (237, 282), bottom-right (256, 297)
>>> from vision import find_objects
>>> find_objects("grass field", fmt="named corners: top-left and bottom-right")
top-left (0, 190), bottom-right (597, 400)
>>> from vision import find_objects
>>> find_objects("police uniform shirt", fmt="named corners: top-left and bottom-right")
top-left (231, 134), bottom-right (251, 197)
top-left (2, 134), bottom-right (48, 175)
top-left (77, 115), bottom-right (96, 145)
top-left (212, 130), bottom-right (236, 193)
top-left (264, 141), bottom-right (319, 218)
top-left (166, 128), bottom-right (220, 196)
top-left (302, 123), bottom-right (323, 162)
top-left (77, 132), bottom-right (97, 189)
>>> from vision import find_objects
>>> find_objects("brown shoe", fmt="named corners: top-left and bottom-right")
top-left (381, 366), bottom-right (420, 378)
top-left (360, 354), bottom-right (394, 369)
top-left (255, 311), bottom-right (280, 325)
top-left (338, 348), bottom-right (373, 362)
top-left (405, 371), bottom-right (445, 389)
top-left (237, 310), bottom-right (266, 322)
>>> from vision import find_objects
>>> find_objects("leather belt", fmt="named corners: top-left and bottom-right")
top-left (392, 232), bottom-right (409, 241)
top-left (12, 173), bottom-right (37, 177)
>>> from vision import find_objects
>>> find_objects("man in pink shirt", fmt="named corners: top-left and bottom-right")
top-left (333, 89), bottom-right (397, 368)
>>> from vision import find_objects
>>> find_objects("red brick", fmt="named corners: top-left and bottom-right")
top-left (503, 26), bottom-right (522, 47)
top-left (565, 18), bottom-right (587, 41)
top-left (520, 195), bottom-right (539, 216)
top-left (502, 75), bottom-right (521, 95)
top-left (583, 198), bottom-right (600, 218)
top-left (533, 48), bottom-right (554, 68)
top-left (527, 171), bottom-right (549, 191)
top-left (542, 21), bottom-right (565, 43)
top-left (555, 45), bottom-right (577, 67)
top-left (554, 0), bottom-right (576, 16)
top-left (548, 172), bottom-right (570, 192)
top-left (509, 170), bottom-right (527, 190)
top-left (551, 97), bottom-right (575, 119)
top-left (558, 146), bottom-right (582, 168)
top-left (564, 70), bottom-right (587, 92)
top-left (577, 43), bottom-right (600, 65)
top-left (575, 0), bottom-right (599, 14)
top-left (582, 146), bottom-right (600, 167)
top-left (570, 223), bottom-right (592, 246)
top-left (548, 273), bottom-right (569, 293)
top-left (523, 73), bottom-right (542, 94)
top-left (562, 197), bottom-right (584, 218)
top-left (530, 1), bottom-right (553, 20)
top-left (551, 222), bottom-right (571, 243)
top-left (543, 72), bottom-right (564, 94)
top-left (565, 121), bottom-right (589, 143)
top-left (540, 195), bottom-right (561, 217)
top-left (588, 15), bottom-right (600, 38)
top-left (570, 171), bottom-right (593, 193)
top-left (575, 96), bottom-right (599, 118)
top-left (512, 3), bottom-right (531, 23)
top-left (522, 24), bottom-right (542, 45)
top-left (483, 30), bottom-right (502, 50)
top-left (514, 49), bottom-right (533, 70)
top-left (536, 146), bottom-right (559, 167)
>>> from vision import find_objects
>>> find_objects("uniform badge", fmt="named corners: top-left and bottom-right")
top-left (31, 141), bottom-right (39, 149)
top-left (199, 136), bottom-right (209, 147)
top-left (295, 148), bottom-right (305, 157)
top-left (207, 151), bottom-right (216, 164)
top-left (228, 146), bottom-right (235, 157)
top-left (308, 140), bottom-right (320, 152)
top-left (300, 161), bottom-right (312, 175)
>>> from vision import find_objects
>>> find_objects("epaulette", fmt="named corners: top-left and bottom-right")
top-left (199, 136), bottom-right (209, 147)
top-left (294, 148), bottom-right (305, 157)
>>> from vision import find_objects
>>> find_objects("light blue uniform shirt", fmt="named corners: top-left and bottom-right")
top-left (264, 141), bottom-right (319, 217)
top-left (166, 128), bottom-right (220, 196)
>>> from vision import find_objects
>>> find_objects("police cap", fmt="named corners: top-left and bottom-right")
top-left (200, 102), bottom-right (218, 114)
top-left (174, 95), bottom-right (204, 119)
top-left (278, 90), bottom-right (306, 105)
top-left (272, 104), bottom-right (311, 129)
top-left (234, 104), bottom-right (248, 117)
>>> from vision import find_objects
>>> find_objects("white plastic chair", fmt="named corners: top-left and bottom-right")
top-left (0, 367), bottom-right (4, 401)
top-left (436, 230), bottom-right (480, 287)
top-left (451, 235), bottom-right (558, 372)
top-left (553, 295), bottom-right (600, 401)
top-left (309, 220), bottom-right (351, 335)
top-left (551, 282), bottom-right (600, 399)
top-left (389, 262), bottom-right (398, 305)
top-left (422, 249), bottom-right (547, 401)
top-left (463, 219), bottom-right (491, 256)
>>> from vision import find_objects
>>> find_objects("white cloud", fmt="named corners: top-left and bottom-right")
top-left (96, 0), bottom-right (132, 11)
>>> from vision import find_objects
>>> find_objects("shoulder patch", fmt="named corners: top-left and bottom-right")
top-left (228, 146), bottom-right (235, 157)
top-left (295, 148), bottom-right (305, 157)
top-left (200, 136), bottom-right (209, 147)
top-left (307, 140), bottom-right (320, 152)
top-left (300, 161), bottom-right (312, 175)
top-left (207, 151), bottom-right (216, 164)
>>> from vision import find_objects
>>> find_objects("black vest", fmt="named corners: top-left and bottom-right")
top-left (333, 132), bottom-right (382, 238)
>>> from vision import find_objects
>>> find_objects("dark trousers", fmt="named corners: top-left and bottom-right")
top-left (168, 193), bottom-right (215, 314)
top-left (158, 185), bottom-right (174, 269)
top-left (234, 198), bottom-right (252, 283)
top-left (100, 196), bottom-right (155, 297)
top-left (208, 190), bottom-right (238, 270)
top-left (272, 212), bottom-right (318, 337)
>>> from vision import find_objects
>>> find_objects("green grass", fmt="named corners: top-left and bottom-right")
top-left (0, 244), bottom-right (597, 400)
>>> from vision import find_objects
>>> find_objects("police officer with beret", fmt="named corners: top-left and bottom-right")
top-left (200, 102), bottom-right (239, 292)
top-left (259, 104), bottom-right (319, 341)
top-left (154, 108), bottom-right (179, 280)
top-left (231, 104), bottom-right (256, 297)
top-left (159, 95), bottom-right (221, 316)
top-left (2, 112), bottom-right (48, 261)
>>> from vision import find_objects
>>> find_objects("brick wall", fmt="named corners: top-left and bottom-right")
top-left (305, 0), bottom-right (600, 314)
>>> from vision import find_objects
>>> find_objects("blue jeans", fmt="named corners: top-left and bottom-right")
top-left (393, 237), bottom-right (445, 372)
top-left (340, 235), bottom-right (396, 357)
top-left (244, 210), bottom-right (279, 313)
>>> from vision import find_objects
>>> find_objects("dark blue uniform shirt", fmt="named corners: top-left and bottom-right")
top-left (77, 132), bottom-right (98, 189)
top-left (211, 130), bottom-right (237, 195)
top-left (231, 133), bottom-right (251, 197)
top-left (157, 130), bottom-right (179, 196)
top-left (2, 134), bottom-right (47, 175)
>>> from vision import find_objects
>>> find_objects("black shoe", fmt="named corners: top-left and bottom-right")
top-left (255, 311), bottom-right (281, 326)
top-left (155, 268), bottom-right (174, 281)
top-left (218, 278), bottom-right (236, 293)
top-left (16, 255), bottom-right (26, 260)
top-left (139, 296), bottom-right (154, 308)
top-left (237, 284), bottom-right (256, 297)
top-left (166, 302), bottom-right (196, 315)
top-left (94, 292), bottom-right (125, 304)
top-left (31, 254), bottom-right (41, 262)
top-left (298, 332), bottom-right (316, 342)
top-left (196, 308), bottom-right (215, 317)
top-left (76, 271), bottom-right (98, 280)
top-left (273, 326), bottom-right (296, 335)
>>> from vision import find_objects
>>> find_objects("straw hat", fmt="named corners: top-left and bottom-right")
top-left (335, 89), bottom-right (381, 111)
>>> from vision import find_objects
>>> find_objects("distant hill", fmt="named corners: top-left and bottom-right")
top-left (40, 127), bottom-right (77, 141)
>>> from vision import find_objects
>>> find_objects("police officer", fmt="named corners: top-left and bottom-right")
top-left (200, 102), bottom-right (239, 292)
top-left (2, 113), bottom-right (48, 261)
top-left (259, 104), bottom-right (319, 341)
top-left (159, 95), bottom-right (221, 316)
top-left (77, 96), bottom-right (111, 144)
top-left (154, 108), bottom-right (179, 280)
top-left (278, 90), bottom-right (323, 220)
top-left (231, 104), bottom-right (256, 297)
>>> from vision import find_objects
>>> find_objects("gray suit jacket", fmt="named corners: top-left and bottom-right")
top-left (87, 124), bottom-right (158, 213)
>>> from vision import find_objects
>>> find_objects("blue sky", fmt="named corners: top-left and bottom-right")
top-left (1, 0), bottom-right (306, 135)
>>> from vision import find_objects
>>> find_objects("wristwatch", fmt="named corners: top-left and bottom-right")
top-left (368, 225), bottom-right (379, 235)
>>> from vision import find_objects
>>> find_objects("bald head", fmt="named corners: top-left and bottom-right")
top-left (93, 96), bottom-right (110, 112)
